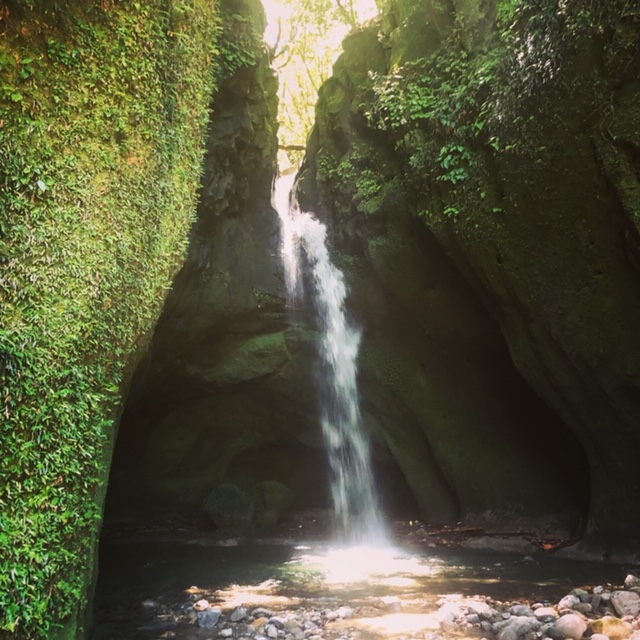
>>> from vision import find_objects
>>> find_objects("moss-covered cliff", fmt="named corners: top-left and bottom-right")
top-left (298, 0), bottom-right (640, 556)
top-left (0, 0), bottom-right (268, 636)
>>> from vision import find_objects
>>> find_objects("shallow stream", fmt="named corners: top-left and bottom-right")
top-left (92, 534), bottom-right (630, 640)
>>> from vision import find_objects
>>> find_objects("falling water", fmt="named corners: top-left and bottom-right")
top-left (274, 173), bottom-right (386, 546)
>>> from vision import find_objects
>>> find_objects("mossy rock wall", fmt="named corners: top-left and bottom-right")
top-left (0, 0), bottom-right (267, 637)
top-left (297, 0), bottom-right (640, 553)
top-left (105, 8), bottom-right (334, 518)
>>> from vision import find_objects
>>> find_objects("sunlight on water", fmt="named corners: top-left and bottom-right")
top-left (293, 545), bottom-right (437, 585)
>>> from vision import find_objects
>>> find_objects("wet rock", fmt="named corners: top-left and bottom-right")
top-left (511, 605), bottom-right (535, 617)
top-left (198, 608), bottom-right (222, 629)
top-left (252, 617), bottom-right (270, 631)
top-left (574, 603), bottom-right (593, 615)
top-left (625, 576), bottom-right (640, 592)
top-left (549, 614), bottom-right (588, 640)
top-left (252, 609), bottom-right (275, 619)
top-left (594, 587), bottom-right (605, 596)
top-left (592, 596), bottom-right (603, 611)
top-left (232, 607), bottom-right (248, 622)
top-left (467, 614), bottom-right (481, 625)
top-left (337, 607), bottom-right (353, 619)
top-left (589, 617), bottom-right (633, 640)
top-left (195, 599), bottom-right (211, 611)
top-left (572, 590), bottom-right (591, 603)
top-left (612, 592), bottom-right (640, 617)
top-left (269, 617), bottom-right (287, 630)
top-left (219, 629), bottom-right (234, 638)
top-left (467, 601), bottom-right (496, 619)
top-left (265, 624), bottom-right (278, 639)
top-left (535, 608), bottom-right (559, 623)
top-left (559, 595), bottom-right (581, 611)
top-left (498, 615), bottom-right (539, 640)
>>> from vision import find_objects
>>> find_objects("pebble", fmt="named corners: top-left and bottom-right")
top-left (219, 629), bottom-right (234, 638)
top-left (625, 575), bottom-right (640, 591)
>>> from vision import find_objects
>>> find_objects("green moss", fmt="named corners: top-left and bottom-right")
top-left (0, 0), bottom-right (263, 636)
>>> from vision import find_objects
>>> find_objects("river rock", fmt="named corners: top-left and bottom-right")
top-left (497, 615), bottom-right (539, 640)
top-left (232, 607), bottom-right (248, 622)
top-left (612, 592), bottom-right (640, 617)
top-left (265, 624), bottom-right (278, 639)
top-left (590, 635), bottom-right (609, 640)
top-left (219, 629), bottom-right (234, 638)
top-left (195, 599), bottom-right (211, 611)
top-left (511, 605), bottom-right (535, 617)
top-left (573, 603), bottom-right (593, 615)
top-left (337, 607), bottom-right (353, 619)
top-left (625, 575), bottom-right (640, 592)
top-left (198, 608), bottom-right (222, 629)
top-left (590, 617), bottom-right (633, 640)
top-left (559, 595), bottom-right (581, 611)
top-left (467, 601), bottom-right (496, 619)
top-left (535, 607), bottom-right (559, 623)
top-left (549, 614), bottom-right (587, 640)
top-left (252, 609), bottom-right (275, 619)
top-left (572, 589), bottom-right (591, 603)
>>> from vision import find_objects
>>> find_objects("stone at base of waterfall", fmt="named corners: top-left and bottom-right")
top-left (496, 615), bottom-right (539, 640)
top-left (219, 629), bottom-right (234, 637)
top-left (589, 617), bottom-right (633, 640)
top-left (337, 607), bottom-right (353, 619)
top-left (231, 607), bottom-right (248, 622)
top-left (535, 608), bottom-right (559, 623)
top-left (558, 595), bottom-right (581, 611)
top-left (611, 592), bottom-right (640, 617)
top-left (624, 575), bottom-right (640, 592)
top-left (510, 605), bottom-right (535, 617)
top-left (548, 614), bottom-right (588, 640)
top-left (198, 608), bottom-right (222, 629)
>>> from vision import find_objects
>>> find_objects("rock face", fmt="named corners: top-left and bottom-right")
top-left (107, 0), bottom-right (418, 519)
top-left (107, 6), bottom-right (317, 513)
top-left (295, 0), bottom-right (640, 551)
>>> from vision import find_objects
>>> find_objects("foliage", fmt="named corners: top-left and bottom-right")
top-left (353, 0), bottom-right (634, 222)
top-left (317, 143), bottom-right (401, 215)
top-left (0, 0), bottom-right (259, 636)
top-left (268, 0), bottom-right (378, 168)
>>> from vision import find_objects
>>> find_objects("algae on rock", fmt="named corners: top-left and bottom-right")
top-left (298, 0), bottom-right (640, 552)
top-left (0, 0), bottom-right (267, 636)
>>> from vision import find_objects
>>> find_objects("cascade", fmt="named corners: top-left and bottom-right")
top-left (274, 173), bottom-right (386, 545)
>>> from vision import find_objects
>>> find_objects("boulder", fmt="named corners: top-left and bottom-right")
top-left (203, 482), bottom-right (255, 528)
top-left (611, 592), bottom-right (640, 618)
top-left (549, 614), bottom-right (588, 640)
top-left (589, 617), bottom-right (633, 640)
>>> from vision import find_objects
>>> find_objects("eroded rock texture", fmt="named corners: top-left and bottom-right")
top-left (296, 0), bottom-right (640, 554)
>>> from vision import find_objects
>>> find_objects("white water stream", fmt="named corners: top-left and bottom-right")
top-left (274, 173), bottom-right (386, 546)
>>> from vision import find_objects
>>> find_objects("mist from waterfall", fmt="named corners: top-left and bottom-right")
top-left (274, 173), bottom-right (387, 546)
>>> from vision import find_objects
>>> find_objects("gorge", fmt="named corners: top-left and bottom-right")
top-left (1, 0), bottom-right (640, 638)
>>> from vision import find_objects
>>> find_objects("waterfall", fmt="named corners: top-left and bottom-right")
top-left (274, 173), bottom-right (386, 546)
